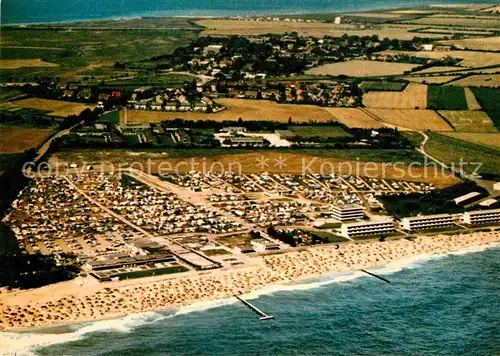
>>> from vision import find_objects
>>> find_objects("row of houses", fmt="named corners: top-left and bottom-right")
top-left (128, 88), bottom-right (215, 112)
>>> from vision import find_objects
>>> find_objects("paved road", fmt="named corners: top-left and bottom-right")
top-left (34, 122), bottom-right (82, 163)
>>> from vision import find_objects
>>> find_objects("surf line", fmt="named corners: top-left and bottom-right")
top-left (235, 295), bottom-right (274, 320)
top-left (360, 269), bottom-right (391, 284)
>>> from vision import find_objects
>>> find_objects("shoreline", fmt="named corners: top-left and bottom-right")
top-left (0, 2), bottom-right (466, 27)
top-left (1, 230), bottom-right (499, 333)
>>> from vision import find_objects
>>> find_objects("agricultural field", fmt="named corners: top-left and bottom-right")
top-left (0, 88), bottom-right (25, 102)
top-left (367, 109), bottom-right (453, 131)
top-left (470, 88), bottom-right (500, 112)
top-left (306, 60), bottom-right (418, 77)
top-left (438, 111), bottom-right (497, 132)
top-left (359, 81), bottom-right (407, 92)
top-left (363, 83), bottom-right (428, 109)
top-left (0, 126), bottom-right (53, 154)
top-left (405, 14), bottom-right (500, 28)
top-left (121, 99), bottom-right (336, 124)
top-left (0, 98), bottom-right (95, 117)
top-left (289, 125), bottom-right (352, 139)
top-left (412, 66), bottom-right (462, 74)
top-left (322, 108), bottom-right (385, 128)
top-left (449, 74), bottom-right (500, 88)
top-left (403, 75), bottom-right (458, 84)
top-left (425, 132), bottom-right (500, 176)
top-left (0, 26), bottom-right (199, 82)
top-left (197, 19), bottom-right (443, 40)
top-left (463, 88), bottom-right (482, 111)
top-left (55, 149), bottom-right (458, 186)
top-left (0, 59), bottom-right (59, 70)
top-left (439, 132), bottom-right (500, 149)
top-left (427, 86), bottom-right (468, 110)
top-left (438, 36), bottom-right (500, 51)
top-left (381, 50), bottom-right (500, 68)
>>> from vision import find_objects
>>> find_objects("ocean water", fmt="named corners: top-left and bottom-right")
top-left (1, 244), bottom-right (499, 356)
top-left (1, 0), bottom-right (497, 25)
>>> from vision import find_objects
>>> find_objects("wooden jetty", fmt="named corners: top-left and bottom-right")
top-left (235, 295), bottom-right (274, 320)
top-left (360, 269), bottom-right (391, 284)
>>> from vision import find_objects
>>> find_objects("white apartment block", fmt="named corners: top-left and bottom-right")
top-left (331, 204), bottom-right (364, 222)
top-left (341, 219), bottom-right (395, 238)
top-left (462, 209), bottom-right (500, 225)
top-left (401, 214), bottom-right (454, 231)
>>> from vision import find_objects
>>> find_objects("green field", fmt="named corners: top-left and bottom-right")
top-left (471, 88), bottom-right (500, 129)
top-left (427, 85), bottom-right (468, 110)
top-left (290, 125), bottom-right (352, 139)
top-left (471, 88), bottom-right (500, 112)
top-left (102, 74), bottom-right (195, 87)
top-left (0, 26), bottom-right (199, 82)
top-left (0, 88), bottom-right (25, 102)
top-left (425, 132), bottom-right (500, 175)
top-left (98, 110), bottom-right (120, 124)
top-left (380, 181), bottom-right (485, 218)
top-left (359, 81), bottom-right (407, 92)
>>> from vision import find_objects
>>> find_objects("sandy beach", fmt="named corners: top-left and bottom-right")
top-left (1, 231), bottom-right (499, 332)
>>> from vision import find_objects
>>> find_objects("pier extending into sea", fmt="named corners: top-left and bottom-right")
top-left (235, 295), bottom-right (274, 320)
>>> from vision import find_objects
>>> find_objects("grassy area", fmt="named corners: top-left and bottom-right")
top-left (308, 230), bottom-right (348, 243)
top-left (359, 81), bottom-right (407, 92)
top-left (402, 132), bottom-right (424, 147)
top-left (470, 88), bottom-right (500, 130)
top-left (426, 132), bottom-right (500, 175)
top-left (155, 148), bottom-right (425, 164)
top-left (0, 88), bottom-right (24, 102)
top-left (101, 74), bottom-right (195, 87)
top-left (0, 27), bottom-right (199, 82)
top-left (98, 110), bottom-right (120, 124)
top-left (0, 223), bottom-right (22, 256)
top-left (427, 85), bottom-right (468, 110)
top-left (380, 181), bottom-right (485, 218)
top-left (290, 125), bottom-right (352, 139)
top-left (471, 88), bottom-right (500, 112)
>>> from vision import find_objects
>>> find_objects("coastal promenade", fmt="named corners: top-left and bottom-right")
top-left (1, 230), bottom-right (498, 331)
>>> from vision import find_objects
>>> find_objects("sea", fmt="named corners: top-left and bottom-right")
top-left (1, 244), bottom-right (499, 356)
top-left (1, 0), bottom-right (498, 25)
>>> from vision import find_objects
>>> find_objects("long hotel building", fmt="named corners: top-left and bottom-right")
top-left (401, 213), bottom-right (455, 231)
top-left (341, 219), bottom-right (395, 238)
top-left (462, 209), bottom-right (500, 225)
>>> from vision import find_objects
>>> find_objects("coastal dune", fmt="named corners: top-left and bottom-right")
top-left (1, 231), bottom-right (499, 331)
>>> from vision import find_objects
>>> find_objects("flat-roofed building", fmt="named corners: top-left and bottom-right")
top-left (454, 192), bottom-right (481, 206)
top-left (341, 219), bottom-right (395, 238)
top-left (462, 209), bottom-right (500, 225)
top-left (401, 214), bottom-right (454, 231)
top-left (330, 204), bottom-right (364, 222)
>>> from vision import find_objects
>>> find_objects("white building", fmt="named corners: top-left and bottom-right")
top-left (334, 16), bottom-right (342, 25)
top-left (203, 45), bottom-right (223, 55)
top-left (341, 219), bottom-right (395, 238)
top-left (494, 182), bottom-right (500, 191)
top-left (330, 204), bottom-right (364, 222)
top-left (462, 209), bottom-right (500, 225)
top-left (423, 44), bottom-right (434, 51)
top-left (401, 214), bottom-right (454, 231)
top-left (454, 192), bottom-right (481, 205)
